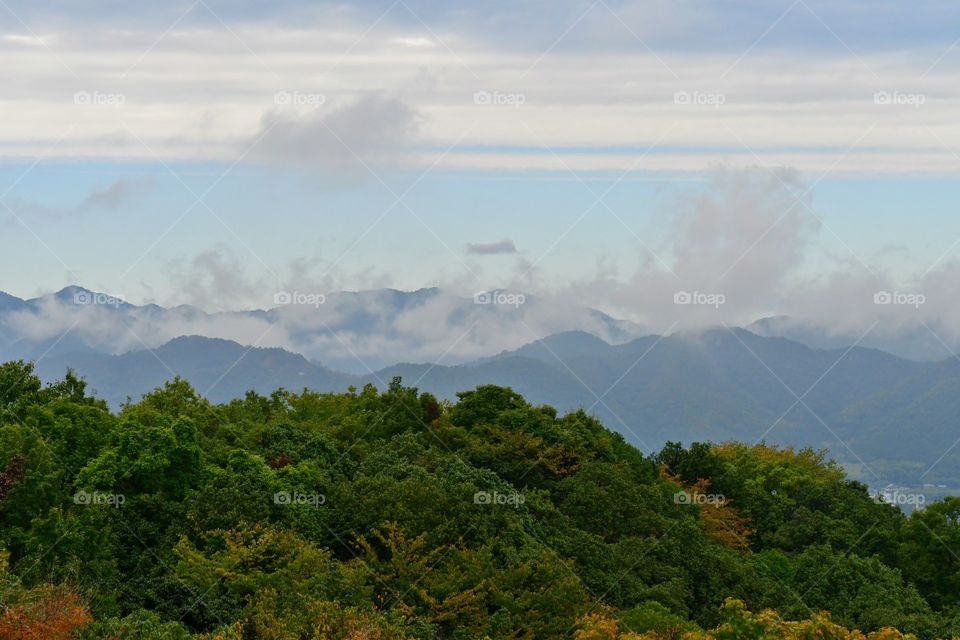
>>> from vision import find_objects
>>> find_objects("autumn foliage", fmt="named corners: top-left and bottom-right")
top-left (0, 580), bottom-right (90, 640)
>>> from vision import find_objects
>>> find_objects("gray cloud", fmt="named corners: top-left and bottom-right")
top-left (466, 239), bottom-right (517, 255)
top-left (251, 94), bottom-right (421, 182)
top-left (1, 177), bottom-right (153, 222)
top-left (162, 246), bottom-right (398, 313)
top-left (80, 177), bottom-right (153, 211)
top-left (164, 248), bottom-right (271, 312)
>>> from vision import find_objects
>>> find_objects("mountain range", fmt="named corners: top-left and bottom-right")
top-left (3, 287), bottom-right (960, 487)
top-left (0, 286), bottom-right (641, 373)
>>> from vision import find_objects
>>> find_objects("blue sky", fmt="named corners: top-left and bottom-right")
top-left (2, 0), bottom-right (960, 329)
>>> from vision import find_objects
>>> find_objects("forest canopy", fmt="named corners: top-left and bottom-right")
top-left (0, 361), bottom-right (958, 639)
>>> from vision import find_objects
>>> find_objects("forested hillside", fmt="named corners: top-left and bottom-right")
top-left (1, 360), bottom-right (959, 639)
top-left (26, 329), bottom-right (960, 487)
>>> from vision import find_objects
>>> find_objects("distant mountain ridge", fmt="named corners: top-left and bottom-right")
top-left (0, 286), bottom-right (644, 372)
top-left (18, 326), bottom-right (960, 488)
top-left (748, 315), bottom-right (960, 362)
top-left (6, 286), bottom-right (960, 487)
top-left (32, 335), bottom-right (354, 406)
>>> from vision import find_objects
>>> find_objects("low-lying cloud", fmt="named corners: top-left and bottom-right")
top-left (7, 167), bottom-right (960, 368)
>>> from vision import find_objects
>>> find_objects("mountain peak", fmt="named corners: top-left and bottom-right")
top-left (53, 284), bottom-right (92, 298)
top-left (491, 330), bottom-right (615, 364)
top-left (0, 290), bottom-right (26, 313)
top-left (46, 285), bottom-right (131, 309)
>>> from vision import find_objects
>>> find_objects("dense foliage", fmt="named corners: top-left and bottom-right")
top-left (0, 361), bottom-right (959, 639)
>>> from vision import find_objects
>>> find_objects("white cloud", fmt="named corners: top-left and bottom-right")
top-left (6, 166), bottom-right (960, 366)
top-left (0, 11), bottom-right (957, 174)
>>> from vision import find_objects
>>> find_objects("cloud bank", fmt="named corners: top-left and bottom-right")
top-left (5, 168), bottom-right (960, 368)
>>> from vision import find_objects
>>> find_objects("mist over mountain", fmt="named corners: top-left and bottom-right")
top-left (748, 315), bottom-right (960, 362)
top-left (0, 286), bottom-right (643, 373)
top-left (9, 287), bottom-right (960, 489)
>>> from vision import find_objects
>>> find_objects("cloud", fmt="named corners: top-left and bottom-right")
top-left (164, 248), bottom-right (272, 312)
top-left (466, 239), bottom-right (517, 255)
top-left (251, 94), bottom-right (421, 180)
top-left (79, 177), bottom-right (153, 211)
top-left (7, 0), bottom-right (958, 53)
top-left (496, 166), bottom-right (960, 360)
top-left (0, 177), bottom-right (153, 222)
top-left (161, 247), bottom-right (401, 313)
top-left (0, 4), bottom-right (956, 176)
top-left (0, 280), bottom-right (643, 374)
top-left (670, 167), bottom-right (816, 293)
top-left (0, 1), bottom-right (955, 175)
top-left (529, 167), bottom-right (818, 330)
top-left (8, 167), bottom-right (960, 368)
top-left (1, 294), bottom-right (288, 357)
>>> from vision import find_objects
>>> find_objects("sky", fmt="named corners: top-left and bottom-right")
top-left (2, 0), bottom-right (960, 335)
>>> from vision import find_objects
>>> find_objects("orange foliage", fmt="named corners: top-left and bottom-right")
top-left (660, 469), bottom-right (754, 552)
top-left (0, 588), bottom-right (91, 640)
top-left (575, 610), bottom-right (645, 639)
top-left (539, 442), bottom-right (581, 476)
